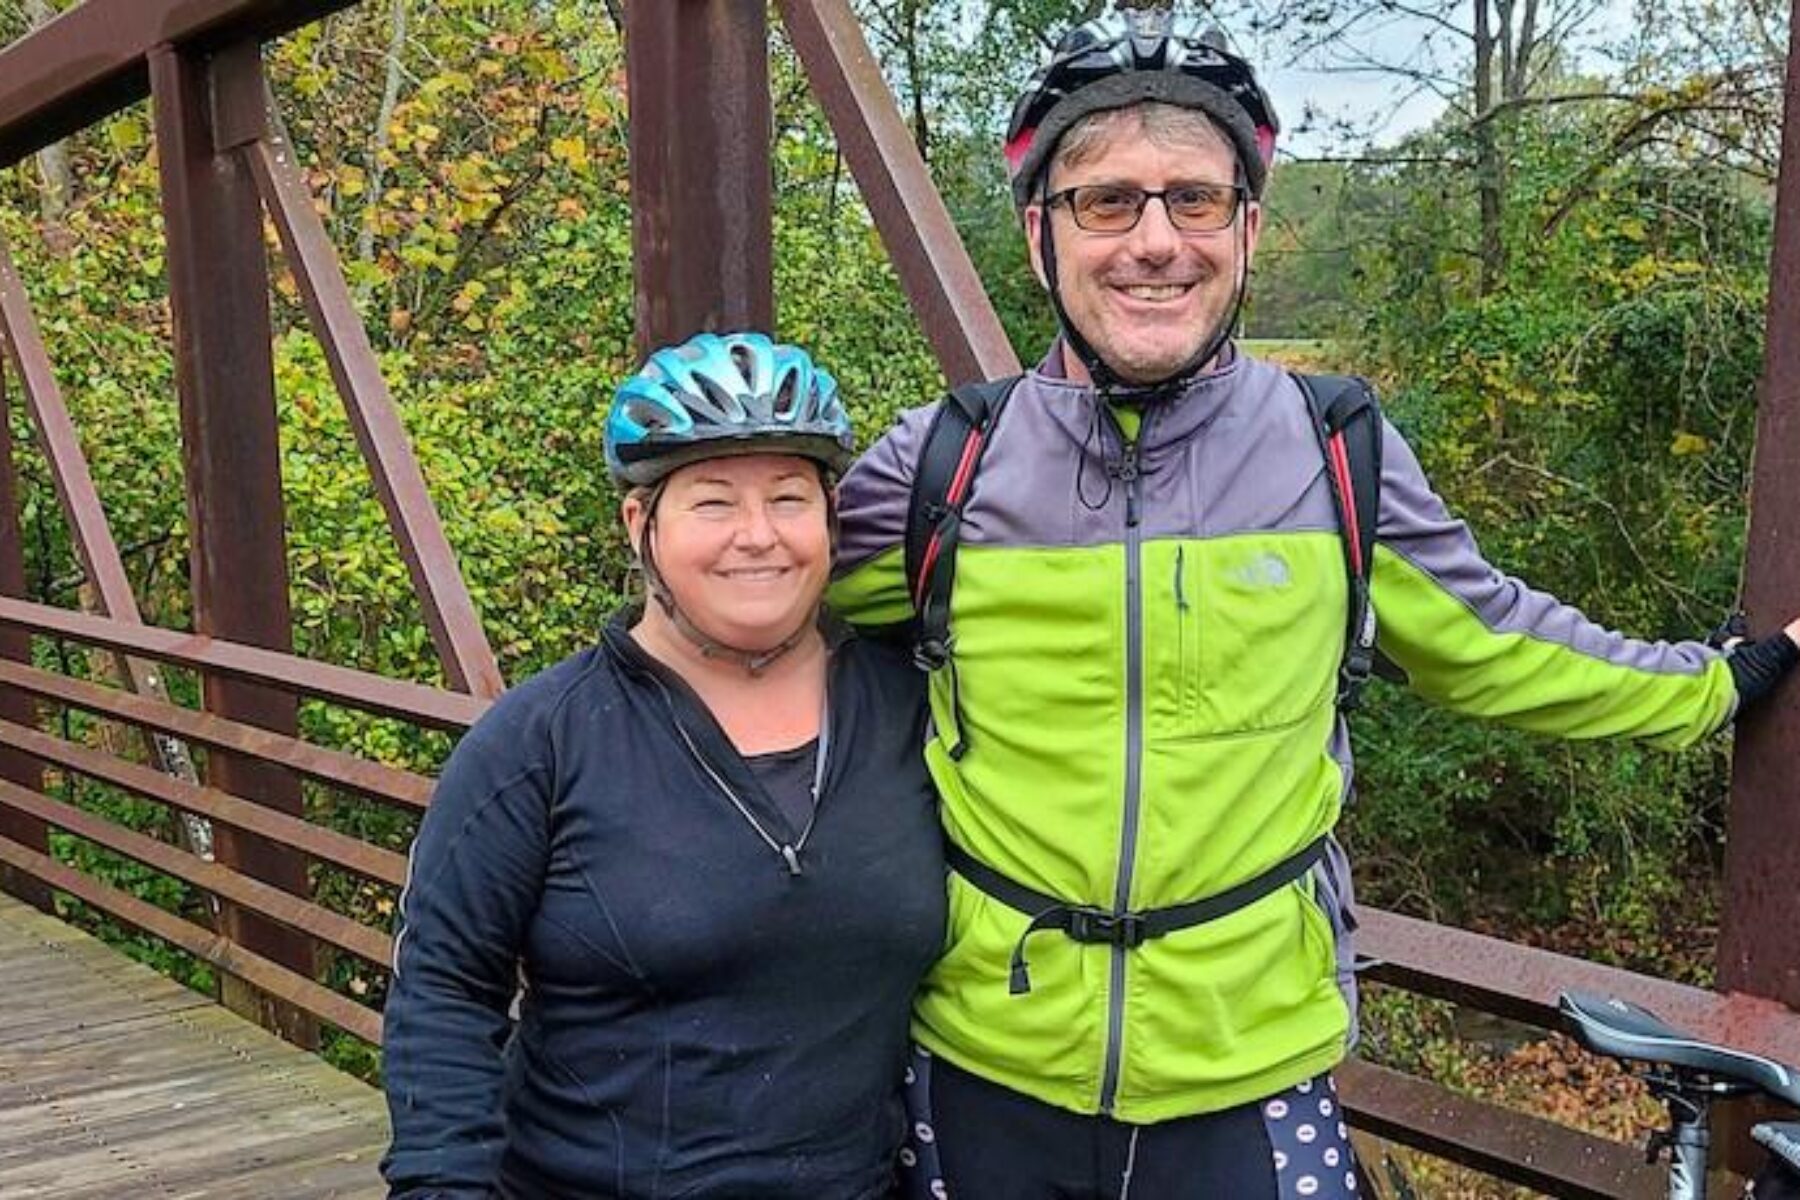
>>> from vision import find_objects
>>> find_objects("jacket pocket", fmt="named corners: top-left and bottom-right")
top-left (1189, 534), bottom-right (1344, 736)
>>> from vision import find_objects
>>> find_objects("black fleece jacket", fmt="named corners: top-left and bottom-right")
top-left (381, 621), bottom-right (946, 1200)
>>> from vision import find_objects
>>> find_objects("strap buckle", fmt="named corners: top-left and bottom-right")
top-left (1065, 907), bottom-right (1147, 948)
top-left (913, 637), bottom-right (951, 672)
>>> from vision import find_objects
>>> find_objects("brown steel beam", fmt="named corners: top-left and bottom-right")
top-left (152, 38), bottom-right (312, 1042)
top-left (247, 130), bottom-right (504, 700)
top-left (0, 834), bottom-right (381, 1044)
top-left (627, 0), bottom-right (774, 355)
top-left (0, 659), bottom-right (432, 812)
top-left (1720, 0), bottom-right (1800, 1010)
top-left (0, 718), bottom-right (408, 890)
top-left (0, 597), bottom-right (486, 731)
top-left (778, 0), bottom-right (1020, 385)
top-left (1339, 1059), bottom-right (1664, 1199)
top-left (1361, 907), bottom-right (1800, 1065)
top-left (0, 360), bottom-right (49, 912)
top-left (0, 0), bottom-right (359, 168)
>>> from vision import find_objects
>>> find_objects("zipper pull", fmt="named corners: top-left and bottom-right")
top-left (1117, 443), bottom-right (1140, 483)
top-left (780, 845), bottom-right (803, 876)
top-left (1120, 443), bottom-right (1141, 527)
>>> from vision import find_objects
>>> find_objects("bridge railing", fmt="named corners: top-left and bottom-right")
top-left (2, 1), bottom-right (1799, 1197)
top-left (0, 595), bottom-right (483, 1046)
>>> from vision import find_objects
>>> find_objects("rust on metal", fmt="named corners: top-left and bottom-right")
top-left (152, 40), bottom-right (313, 1037)
top-left (0, 597), bottom-right (486, 731)
top-left (0, 835), bottom-right (382, 1045)
top-left (0, 717), bottom-right (409, 889)
top-left (1361, 907), bottom-right (1800, 1066)
top-left (778, 0), bottom-right (1020, 385)
top-left (0, 360), bottom-right (49, 911)
top-left (1339, 1059), bottom-right (1663, 1199)
top-left (0, 658), bottom-right (433, 812)
top-left (0, 778), bottom-right (394, 970)
top-left (1721, 0), bottom-right (1800, 1009)
top-left (248, 130), bottom-right (504, 700)
top-left (626, 0), bottom-right (774, 356)
top-left (0, 0), bottom-right (359, 168)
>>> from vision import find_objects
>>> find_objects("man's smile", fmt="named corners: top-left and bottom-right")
top-left (1116, 282), bottom-right (1195, 302)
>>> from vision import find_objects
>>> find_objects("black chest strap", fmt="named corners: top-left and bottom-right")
top-left (946, 836), bottom-right (1329, 995)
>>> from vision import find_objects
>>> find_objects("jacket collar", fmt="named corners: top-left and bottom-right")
top-left (1025, 338), bottom-right (1246, 455)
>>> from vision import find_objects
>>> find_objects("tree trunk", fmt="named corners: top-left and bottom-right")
top-left (903, 1), bottom-right (930, 163)
top-left (23, 0), bottom-right (71, 225)
top-left (1473, 0), bottom-right (1505, 298)
top-left (356, 0), bottom-right (407, 303)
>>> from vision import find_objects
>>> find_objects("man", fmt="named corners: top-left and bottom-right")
top-left (831, 10), bottom-right (1800, 1198)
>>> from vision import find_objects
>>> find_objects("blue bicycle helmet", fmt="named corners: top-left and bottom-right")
top-left (606, 332), bottom-right (855, 486)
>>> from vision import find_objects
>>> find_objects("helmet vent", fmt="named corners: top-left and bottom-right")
top-left (730, 343), bottom-right (757, 384)
top-left (626, 398), bottom-right (674, 432)
top-left (773, 369), bottom-right (801, 420)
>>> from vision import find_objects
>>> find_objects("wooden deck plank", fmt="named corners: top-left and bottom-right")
top-left (0, 892), bottom-right (389, 1198)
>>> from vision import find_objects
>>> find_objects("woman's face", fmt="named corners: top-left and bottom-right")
top-left (625, 453), bottom-right (832, 653)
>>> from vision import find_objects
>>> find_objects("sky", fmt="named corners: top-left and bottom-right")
top-left (1264, 63), bottom-right (1451, 157)
top-left (1241, 0), bottom-right (1642, 157)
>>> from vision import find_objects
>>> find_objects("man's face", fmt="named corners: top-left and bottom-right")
top-left (1025, 117), bottom-right (1261, 385)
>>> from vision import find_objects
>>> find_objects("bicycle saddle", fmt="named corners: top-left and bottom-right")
top-left (1559, 992), bottom-right (1800, 1107)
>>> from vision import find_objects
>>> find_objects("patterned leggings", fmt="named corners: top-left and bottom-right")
top-left (900, 1046), bottom-right (1359, 1200)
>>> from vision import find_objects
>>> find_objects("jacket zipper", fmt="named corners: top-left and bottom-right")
top-left (1175, 545), bottom-right (1192, 725)
top-left (649, 677), bottom-right (818, 877)
top-left (1101, 409), bottom-right (1145, 1114)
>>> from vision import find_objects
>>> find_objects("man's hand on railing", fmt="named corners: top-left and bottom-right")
top-left (1727, 614), bottom-right (1800, 709)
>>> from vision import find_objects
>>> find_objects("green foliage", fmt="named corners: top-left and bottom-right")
top-left (1334, 92), bottom-right (1770, 969)
top-left (1251, 161), bottom-right (1369, 338)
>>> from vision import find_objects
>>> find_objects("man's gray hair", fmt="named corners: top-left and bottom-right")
top-left (1048, 102), bottom-right (1238, 186)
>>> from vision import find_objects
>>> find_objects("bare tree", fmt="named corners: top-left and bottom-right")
top-left (1247, 0), bottom-right (1605, 292)
top-left (22, 0), bottom-right (71, 225)
top-left (356, 0), bottom-right (409, 302)
top-left (858, 0), bottom-right (940, 162)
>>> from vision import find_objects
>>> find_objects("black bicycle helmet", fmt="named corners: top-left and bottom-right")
top-left (1004, 10), bottom-right (1279, 208)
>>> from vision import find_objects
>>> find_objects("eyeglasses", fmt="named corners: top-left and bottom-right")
top-left (1044, 182), bottom-right (1245, 234)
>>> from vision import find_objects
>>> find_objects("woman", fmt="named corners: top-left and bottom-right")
top-left (381, 332), bottom-right (946, 1200)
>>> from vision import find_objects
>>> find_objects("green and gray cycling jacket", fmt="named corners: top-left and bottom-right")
top-left (829, 349), bottom-right (1737, 1123)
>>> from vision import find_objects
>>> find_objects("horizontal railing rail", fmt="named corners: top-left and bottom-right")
top-left (0, 658), bottom-right (434, 811)
top-left (0, 835), bottom-right (381, 1044)
top-left (0, 598), bottom-right (488, 731)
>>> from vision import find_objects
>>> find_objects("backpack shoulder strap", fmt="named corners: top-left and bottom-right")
top-left (1293, 372), bottom-right (1384, 711)
top-left (904, 375), bottom-right (1021, 675)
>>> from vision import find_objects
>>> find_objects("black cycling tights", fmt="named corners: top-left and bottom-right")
top-left (903, 1050), bottom-right (1360, 1200)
